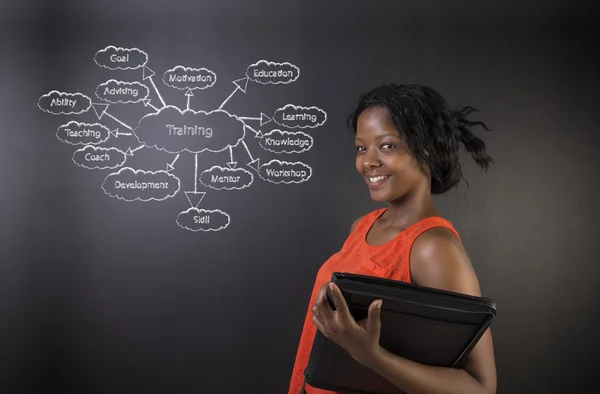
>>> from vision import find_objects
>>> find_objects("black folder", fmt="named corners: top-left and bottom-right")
top-left (304, 272), bottom-right (496, 394)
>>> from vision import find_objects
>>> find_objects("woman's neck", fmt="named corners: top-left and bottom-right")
top-left (383, 190), bottom-right (440, 228)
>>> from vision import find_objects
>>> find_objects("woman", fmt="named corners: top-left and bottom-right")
top-left (288, 84), bottom-right (497, 394)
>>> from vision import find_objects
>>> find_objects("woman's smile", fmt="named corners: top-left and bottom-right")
top-left (366, 173), bottom-right (393, 189)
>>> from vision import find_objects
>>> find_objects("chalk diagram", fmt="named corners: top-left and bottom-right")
top-left (37, 45), bottom-right (327, 232)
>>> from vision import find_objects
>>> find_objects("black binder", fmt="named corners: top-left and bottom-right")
top-left (304, 272), bottom-right (496, 394)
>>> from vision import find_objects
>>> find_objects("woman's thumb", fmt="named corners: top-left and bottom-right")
top-left (367, 299), bottom-right (383, 334)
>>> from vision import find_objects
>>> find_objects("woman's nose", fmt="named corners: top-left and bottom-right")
top-left (362, 150), bottom-right (380, 169)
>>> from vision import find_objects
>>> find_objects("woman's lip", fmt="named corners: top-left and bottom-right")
top-left (366, 174), bottom-right (393, 187)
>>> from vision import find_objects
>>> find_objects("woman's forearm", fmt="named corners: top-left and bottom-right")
top-left (361, 347), bottom-right (493, 394)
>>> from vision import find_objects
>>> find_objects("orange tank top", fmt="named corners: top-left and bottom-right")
top-left (287, 208), bottom-right (461, 394)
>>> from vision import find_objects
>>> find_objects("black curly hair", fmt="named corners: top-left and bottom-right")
top-left (347, 84), bottom-right (493, 195)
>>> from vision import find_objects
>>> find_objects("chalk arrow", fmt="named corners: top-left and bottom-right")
top-left (239, 112), bottom-right (272, 127)
top-left (241, 140), bottom-right (260, 171)
top-left (142, 66), bottom-right (166, 107)
top-left (260, 112), bottom-right (272, 126)
top-left (244, 124), bottom-right (263, 139)
top-left (126, 145), bottom-right (144, 156)
top-left (142, 66), bottom-right (155, 80)
top-left (247, 158), bottom-right (260, 172)
top-left (142, 99), bottom-right (159, 112)
top-left (233, 77), bottom-right (249, 93)
top-left (185, 88), bottom-right (194, 110)
top-left (110, 128), bottom-right (132, 138)
top-left (91, 103), bottom-right (134, 131)
top-left (218, 77), bottom-right (249, 109)
top-left (184, 191), bottom-right (206, 208)
top-left (91, 102), bottom-right (109, 119)
top-left (227, 146), bottom-right (237, 169)
top-left (166, 153), bottom-right (180, 172)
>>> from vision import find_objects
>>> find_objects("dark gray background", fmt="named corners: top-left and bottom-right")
top-left (1, 0), bottom-right (599, 393)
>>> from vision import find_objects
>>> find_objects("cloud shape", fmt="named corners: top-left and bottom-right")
top-left (162, 66), bottom-right (217, 90)
top-left (56, 121), bottom-right (111, 145)
top-left (37, 90), bottom-right (91, 115)
top-left (176, 208), bottom-right (230, 232)
top-left (95, 79), bottom-right (149, 104)
top-left (257, 159), bottom-right (312, 184)
top-left (72, 145), bottom-right (126, 170)
top-left (199, 165), bottom-right (254, 190)
top-left (102, 167), bottom-right (180, 202)
top-left (94, 46), bottom-right (148, 70)
top-left (246, 60), bottom-right (300, 84)
top-left (134, 105), bottom-right (245, 154)
top-left (259, 129), bottom-right (313, 154)
top-left (272, 104), bottom-right (327, 129)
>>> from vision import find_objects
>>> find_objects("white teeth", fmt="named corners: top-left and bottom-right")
top-left (369, 175), bottom-right (390, 183)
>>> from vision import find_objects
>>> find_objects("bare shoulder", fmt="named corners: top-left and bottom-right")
top-left (410, 226), bottom-right (481, 296)
top-left (410, 226), bottom-right (497, 393)
top-left (350, 215), bottom-right (365, 234)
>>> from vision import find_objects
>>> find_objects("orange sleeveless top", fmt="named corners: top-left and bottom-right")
top-left (287, 208), bottom-right (461, 394)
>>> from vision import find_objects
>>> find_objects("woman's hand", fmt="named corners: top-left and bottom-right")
top-left (311, 282), bottom-right (383, 367)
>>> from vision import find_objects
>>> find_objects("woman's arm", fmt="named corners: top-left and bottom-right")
top-left (361, 227), bottom-right (497, 394)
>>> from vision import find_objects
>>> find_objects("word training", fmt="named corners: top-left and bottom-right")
top-left (166, 124), bottom-right (213, 138)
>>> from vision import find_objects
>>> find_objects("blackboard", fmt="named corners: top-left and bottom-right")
top-left (1, 1), bottom-right (599, 393)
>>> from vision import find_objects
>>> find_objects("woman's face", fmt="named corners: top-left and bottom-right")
top-left (354, 106), bottom-right (427, 203)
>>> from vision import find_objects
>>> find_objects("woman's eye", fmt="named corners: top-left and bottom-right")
top-left (381, 143), bottom-right (395, 149)
top-left (356, 146), bottom-right (365, 152)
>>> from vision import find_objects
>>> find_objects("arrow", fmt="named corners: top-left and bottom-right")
top-left (194, 153), bottom-right (198, 191)
top-left (184, 191), bottom-right (206, 208)
top-left (91, 103), bottom-right (131, 129)
top-left (91, 102), bottom-right (108, 118)
top-left (185, 88), bottom-right (194, 110)
top-left (166, 153), bottom-right (180, 172)
top-left (244, 124), bottom-right (263, 139)
top-left (241, 140), bottom-right (260, 171)
top-left (142, 99), bottom-right (159, 112)
top-left (110, 128), bottom-right (132, 138)
top-left (126, 145), bottom-right (144, 156)
top-left (227, 146), bottom-right (237, 169)
top-left (91, 103), bottom-right (134, 131)
top-left (143, 66), bottom-right (166, 107)
top-left (184, 152), bottom-right (206, 208)
top-left (239, 112), bottom-right (272, 126)
top-left (218, 77), bottom-right (248, 110)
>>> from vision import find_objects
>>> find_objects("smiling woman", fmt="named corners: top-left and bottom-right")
top-left (288, 84), bottom-right (496, 394)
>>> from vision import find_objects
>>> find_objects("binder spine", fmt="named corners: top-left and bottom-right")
top-left (451, 313), bottom-right (496, 368)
